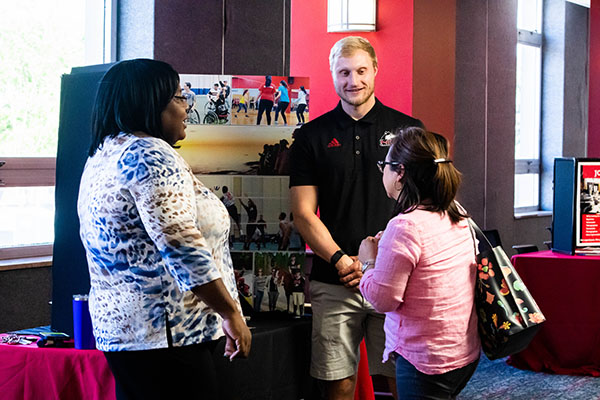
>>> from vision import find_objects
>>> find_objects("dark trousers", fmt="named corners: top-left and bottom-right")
top-left (296, 103), bottom-right (306, 123)
top-left (237, 103), bottom-right (247, 113)
top-left (226, 204), bottom-right (241, 227)
top-left (254, 290), bottom-right (265, 312)
top-left (275, 101), bottom-right (289, 123)
top-left (104, 341), bottom-right (218, 400)
top-left (245, 223), bottom-right (257, 249)
top-left (395, 352), bottom-right (479, 400)
top-left (268, 290), bottom-right (279, 311)
top-left (257, 100), bottom-right (274, 125)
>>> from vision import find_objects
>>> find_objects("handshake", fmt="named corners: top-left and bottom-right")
top-left (335, 231), bottom-right (383, 289)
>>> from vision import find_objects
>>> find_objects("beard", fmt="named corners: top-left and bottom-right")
top-left (336, 85), bottom-right (375, 108)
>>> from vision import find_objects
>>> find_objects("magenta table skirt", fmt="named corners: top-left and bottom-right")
top-left (0, 335), bottom-right (115, 400)
top-left (508, 251), bottom-right (600, 376)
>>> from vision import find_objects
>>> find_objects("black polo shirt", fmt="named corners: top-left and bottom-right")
top-left (289, 98), bottom-right (423, 284)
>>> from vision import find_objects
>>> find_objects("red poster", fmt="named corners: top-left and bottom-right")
top-left (581, 165), bottom-right (600, 179)
top-left (581, 214), bottom-right (600, 243)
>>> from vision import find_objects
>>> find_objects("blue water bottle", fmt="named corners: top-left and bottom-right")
top-left (72, 294), bottom-right (96, 350)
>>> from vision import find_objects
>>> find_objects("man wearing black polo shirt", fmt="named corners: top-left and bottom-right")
top-left (289, 36), bottom-right (423, 400)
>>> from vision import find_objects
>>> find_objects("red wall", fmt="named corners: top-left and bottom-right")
top-left (590, 0), bottom-right (600, 156)
top-left (290, 0), bottom-right (416, 119)
top-left (412, 1), bottom-right (456, 147)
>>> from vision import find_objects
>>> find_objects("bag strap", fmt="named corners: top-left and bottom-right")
top-left (467, 218), bottom-right (495, 252)
top-left (467, 219), bottom-right (478, 258)
top-left (453, 201), bottom-right (486, 257)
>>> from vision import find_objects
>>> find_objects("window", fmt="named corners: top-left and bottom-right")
top-left (515, 0), bottom-right (543, 213)
top-left (0, 0), bottom-right (115, 260)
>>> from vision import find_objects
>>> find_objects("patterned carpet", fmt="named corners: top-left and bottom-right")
top-left (458, 354), bottom-right (600, 399)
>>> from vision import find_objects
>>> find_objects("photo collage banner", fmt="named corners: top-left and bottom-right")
top-left (177, 74), bottom-right (310, 316)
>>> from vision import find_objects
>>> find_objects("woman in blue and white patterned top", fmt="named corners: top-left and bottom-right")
top-left (77, 59), bottom-right (251, 400)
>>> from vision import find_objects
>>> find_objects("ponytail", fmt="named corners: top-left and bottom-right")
top-left (389, 128), bottom-right (468, 223)
top-left (431, 157), bottom-right (465, 223)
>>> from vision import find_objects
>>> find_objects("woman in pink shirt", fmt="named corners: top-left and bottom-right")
top-left (357, 127), bottom-right (480, 399)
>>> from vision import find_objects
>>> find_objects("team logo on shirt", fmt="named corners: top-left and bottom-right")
top-left (379, 131), bottom-right (396, 147)
top-left (327, 138), bottom-right (341, 148)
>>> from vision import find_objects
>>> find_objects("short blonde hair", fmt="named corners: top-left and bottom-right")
top-left (329, 36), bottom-right (378, 71)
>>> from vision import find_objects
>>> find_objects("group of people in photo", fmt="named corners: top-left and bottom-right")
top-left (253, 76), bottom-right (309, 126)
top-left (206, 80), bottom-right (231, 123)
top-left (233, 253), bottom-right (306, 316)
top-left (181, 79), bottom-right (231, 124)
top-left (77, 35), bottom-right (482, 400)
top-left (180, 74), bottom-right (309, 127)
top-left (580, 180), bottom-right (600, 214)
top-left (258, 138), bottom-right (290, 175)
top-left (210, 184), bottom-right (299, 252)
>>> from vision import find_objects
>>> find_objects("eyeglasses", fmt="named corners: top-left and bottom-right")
top-left (377, 160), bottom-right (401, 173)
top-left (172, 95), bottom-right (187, 104)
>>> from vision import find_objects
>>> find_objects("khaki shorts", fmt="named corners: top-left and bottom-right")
top-left (309, 280), bottom-right (395, 381)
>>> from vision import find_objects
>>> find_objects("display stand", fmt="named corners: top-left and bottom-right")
top-left (552, 158), bottom-right (600, 255)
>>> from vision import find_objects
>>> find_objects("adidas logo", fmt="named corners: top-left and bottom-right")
top-left (327, 138), bottom-right (341, 148)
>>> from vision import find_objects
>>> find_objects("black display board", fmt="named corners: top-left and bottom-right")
top-left (52, 64), bottom-right (112, 335)
top-left (52, 65), bottom-right (308, 334)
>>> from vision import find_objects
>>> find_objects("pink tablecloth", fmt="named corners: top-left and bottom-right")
top-left (508, 250), bottom-right (600, 376)
top-left (0, 321), bottom-right (371, 399)
top-left (0, 335), bottom-right (115, 400)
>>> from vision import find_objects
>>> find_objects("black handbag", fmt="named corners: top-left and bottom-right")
top-left (468, 219), bottom-right (546, 360)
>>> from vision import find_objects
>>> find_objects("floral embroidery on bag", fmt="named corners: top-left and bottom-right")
top-left (499, 279), bottom-right (510, 296)
top-left (478, 258), bottom-right (495, 281)
top-left (500, 321), bottom-right (511, 330)
top-left (528, 312), bottom-right (545, 324)
top-left (513, 280), bottom-right (526, 291)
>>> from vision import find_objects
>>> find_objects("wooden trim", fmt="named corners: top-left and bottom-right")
top-left (0, 157), bottom-right (56, 187)
top-left (0, 244), bottom-right (53, 261)
top-left (0, 168), bottom-right (55, 186)
top-left (0, 256), bottom-right (52, 271)
top-left (0, 157), bottom-right (56, 169)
